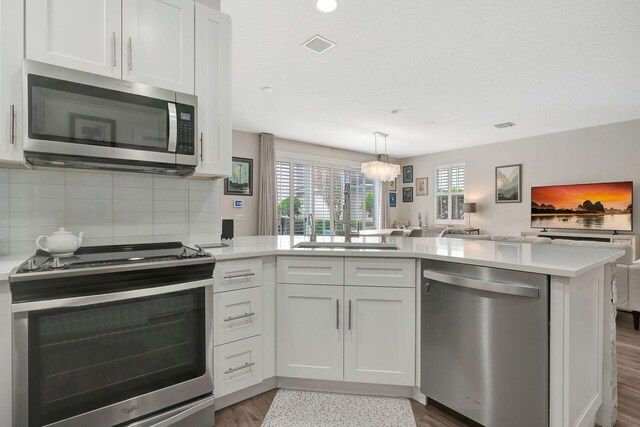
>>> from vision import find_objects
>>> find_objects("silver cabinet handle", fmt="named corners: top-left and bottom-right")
top-left (348, 300), bottom-right (352, 330)
top-left (336, 299), bottom-right (339, 330)
top-left (199, 132), bottom-right (204, 162)
top-left (9, 104), bottom-right (15, 145)
top-left (111, 32), bottom-right (117, 67)
top-left (224, 312), bottom-right (255, 322)
top-left (167, 103), bottom-right (177, 153)
top-left (127, 37), bottom-right (133, 71)
top-left (423, 270), bottom-right (540, 298)
top-left (225, 362), bottom-right (255, 375)
top-left (224, 271), bottom-right (255, 280)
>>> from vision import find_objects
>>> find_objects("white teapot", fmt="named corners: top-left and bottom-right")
top-left (36, 228), bottom-right (84, 257)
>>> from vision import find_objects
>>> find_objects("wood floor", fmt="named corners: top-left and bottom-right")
top-left (215, 312), bottom-right (640, 427)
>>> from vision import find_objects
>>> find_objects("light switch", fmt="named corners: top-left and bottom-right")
top-left (234, 214), bottom-right (246, 221)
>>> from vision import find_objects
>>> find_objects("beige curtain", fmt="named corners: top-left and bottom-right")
top-left (378, 155), bottom-right (390, 229)
top-left (257, 133), bottom-right (277, 235)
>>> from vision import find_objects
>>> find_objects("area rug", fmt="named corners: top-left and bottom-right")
top-left (261, 389), bottom-right (417, 427)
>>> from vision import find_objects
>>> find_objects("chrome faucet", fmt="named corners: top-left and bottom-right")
top-left (343, 183), bottom-right (351, 243)
top-left (309, 213), bottom-right (316, 242)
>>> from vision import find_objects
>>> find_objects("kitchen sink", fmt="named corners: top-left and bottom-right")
top-left (292, 242), bottom-right (400, 250)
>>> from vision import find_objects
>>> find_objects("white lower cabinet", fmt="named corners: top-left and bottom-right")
top-left (344, 286), bottom-right (415, 385)
top-left (214, 335), bottom-right (263, 398)
top-left (276, 281), bottom-right (416, 385)
top-left (214, 286), bottom-right (262, 346)
top-left (276, 284), bottom-right (344, 381)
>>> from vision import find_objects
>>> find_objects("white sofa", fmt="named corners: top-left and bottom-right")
top-left (442, 234), bottom-right (640, 329)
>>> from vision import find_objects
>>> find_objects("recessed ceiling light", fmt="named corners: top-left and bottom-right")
top-left (390, 109), bottom-right (402, 114)
top-left (494, 122), bottom-right (515, 128)
top-left (261, 86), bottom-right (273, 93)
top-left (316, 0), bottom-right (337, 13)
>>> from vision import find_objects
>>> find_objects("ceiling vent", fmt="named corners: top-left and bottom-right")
top-left (494, 122), bottom-right (516, 129)
top-left (303, 35), bottom-right (336, 54)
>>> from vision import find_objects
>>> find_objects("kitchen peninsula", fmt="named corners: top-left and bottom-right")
top-left (200, 235), bottom-right (620, 427)
top-left (0, 236), bottom-right (624, 427)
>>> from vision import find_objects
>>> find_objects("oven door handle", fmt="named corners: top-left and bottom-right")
top-left (12, 279), bottom-right (213, 313)
top-left (168, 102), bottom-right (178, 153)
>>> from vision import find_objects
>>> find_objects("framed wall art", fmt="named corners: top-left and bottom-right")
top-left (403, 165), bottom-right (413, 183)
top-left (389, 192), bottom-right (397, 207)
top-left (402, 187), bottom-right (413, 203)
top-left (416, 177), bottom-right (428, 196)
top-left (495, 164), bottom-right (522, 203)
top-left (225, 157), bottom-right (253, 196)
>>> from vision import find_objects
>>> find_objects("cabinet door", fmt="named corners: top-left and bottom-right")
top-left (122, 0), bottom-right (194, 93)
top-left (193, 4), bottom-right (231, 177)
top-left (0, 0), bottom-right (24, 164)
top-left (277, 284), bottom-right (343, 381)
top-left (344, 286), bottom-right (415, 385)
top-left (26, 0), bottom-right (121, 77)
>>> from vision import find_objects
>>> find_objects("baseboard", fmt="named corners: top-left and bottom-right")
top-left (412, 387), bottom-right (426, 405)
top-left (277, 377), bottom-right (415, 398)
top-left (214, 377), bottom-right (277, 410)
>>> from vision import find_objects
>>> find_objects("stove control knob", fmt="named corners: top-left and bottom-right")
top-left (181, 248), bottom-right (190, 258)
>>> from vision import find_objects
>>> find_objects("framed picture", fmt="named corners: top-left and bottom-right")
top-left (403, 165), bottom-right (413, 183)
top-left (70, 114), bottom-right (116, 143)
top-left (416, 177), bottom-right (428, 196)
top-left (495, 164), bottom-right (522, 203)
top-left (402, 187), bottom-right (413, 203)
top-left (225, 157), bottom-right (253, 196)
top-left (389, 192), bottom-right (397, 207)
top-left (388, 178), bottom-right (397, 192)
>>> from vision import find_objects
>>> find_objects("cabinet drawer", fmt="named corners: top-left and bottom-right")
top-left (345, 258), bottom-right (415, 288)
top-left (214, 335), bottom-right (263, 398)
top-left (277, 256), bottom-right (343, 285)
top-left (214, 287), bottom-right (263, 346)
top-left (214, 258), bottom-right (262, 293)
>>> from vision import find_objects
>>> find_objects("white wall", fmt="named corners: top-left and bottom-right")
top-left (221, 130), bottom-right (261, 236)
top-left (0, 167), bottom-right (221, 255)
top-left (392, 119), bottom-right (640, 236)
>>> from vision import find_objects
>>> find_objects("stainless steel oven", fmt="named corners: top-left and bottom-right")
top-left (10, 243), bottom-right (215, 427)
top-left (23, 60), bottom-right (197, 176)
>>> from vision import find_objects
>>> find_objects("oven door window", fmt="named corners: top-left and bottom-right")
top-left (28, 74), bottom-right (170, 152)
top-left (28, 288), bottom-right (206, 426)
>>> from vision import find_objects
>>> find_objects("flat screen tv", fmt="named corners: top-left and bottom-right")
top-left (531, 181), bottom-right (633, 232)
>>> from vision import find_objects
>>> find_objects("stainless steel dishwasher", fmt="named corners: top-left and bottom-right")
top-left (421, 259), bottom-right (549, 427)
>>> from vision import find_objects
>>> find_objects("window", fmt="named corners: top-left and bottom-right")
top-left (276, 160), bottom-right (379, 237)
top-left (435, 164), bottom-right (466, 223)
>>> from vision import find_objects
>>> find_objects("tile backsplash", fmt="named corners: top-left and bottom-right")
top-left (0, 167), bottom-right (222, 255)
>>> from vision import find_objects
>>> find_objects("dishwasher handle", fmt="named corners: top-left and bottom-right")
top-left (423, 270), bottom-right (540, 298)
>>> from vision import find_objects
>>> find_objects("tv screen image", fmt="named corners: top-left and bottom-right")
top-left (531, 181), bottom-right (633, 232)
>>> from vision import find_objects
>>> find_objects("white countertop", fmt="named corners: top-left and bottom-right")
top-left (192, 235), bottom-right (624, 278)
top-left (0, 235), bottom-right (625, 281)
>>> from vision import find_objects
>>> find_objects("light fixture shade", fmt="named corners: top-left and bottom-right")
top-left (316, 0), bottom-right (337, 12)
top-left (462, 202), bottom-right (477, 213)
top-left (361, 132), bottom-right (400, 182)
top-left (361, 160), bottom-right (401, 182)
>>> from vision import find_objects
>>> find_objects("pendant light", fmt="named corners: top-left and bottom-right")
top-left (316, 0), bottom-right (337, 13)
top-left (361, 132), bottom-right (401, 182)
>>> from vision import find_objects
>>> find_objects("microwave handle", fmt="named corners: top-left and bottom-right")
top-left (168, 103), bottom-right (177, 153)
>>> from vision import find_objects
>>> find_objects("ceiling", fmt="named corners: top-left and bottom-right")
top-left (221, 0), bottom-right (640, 158)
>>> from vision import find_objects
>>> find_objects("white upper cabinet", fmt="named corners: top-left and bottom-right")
top-left (194, 4), bottom-right (231, 177)
top-left (122, 0), bottom-right (194, 93)
top-left (0, 0), bottom-right (24, 164)
top-left (26, 0), bottom-right (122, 78)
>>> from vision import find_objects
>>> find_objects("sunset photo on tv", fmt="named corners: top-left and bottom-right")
top-left (531, 181), bottom-right (633, 231)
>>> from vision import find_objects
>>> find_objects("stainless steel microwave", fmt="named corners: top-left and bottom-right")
top-left (23, 60), bottom-right (198, 176)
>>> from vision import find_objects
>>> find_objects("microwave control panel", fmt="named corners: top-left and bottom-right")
top-left (176, 104), bottom-right (195, 155)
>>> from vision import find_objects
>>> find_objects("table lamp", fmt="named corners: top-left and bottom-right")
top-left (462, 203), bottom-right (477, 229)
